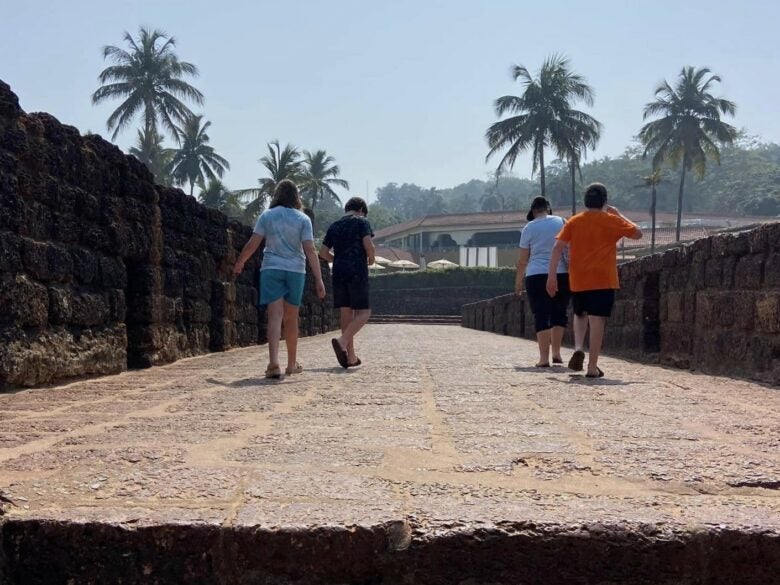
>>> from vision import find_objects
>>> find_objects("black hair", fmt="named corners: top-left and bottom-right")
top-left (345, 197), bottom-right (368, 215)
top-left (584, 183), bottom-right (608, 209)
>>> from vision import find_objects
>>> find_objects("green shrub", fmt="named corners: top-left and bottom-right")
top-left (370, 267), bottom-right (515, 290)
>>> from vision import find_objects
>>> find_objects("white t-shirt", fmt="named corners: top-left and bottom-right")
top-left (518, 215), bottom-right (568, 276)
top-left (253, 207), bottom-right (314, 274)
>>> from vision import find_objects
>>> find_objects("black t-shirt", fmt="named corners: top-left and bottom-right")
top-left (323, 215), bottom-right (374, 281)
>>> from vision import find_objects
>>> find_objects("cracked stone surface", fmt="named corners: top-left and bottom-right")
top-left (1, 324), bottom-right (779, 584)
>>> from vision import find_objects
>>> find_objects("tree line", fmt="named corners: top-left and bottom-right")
top-left (92, 27), bottom-right (349, 230)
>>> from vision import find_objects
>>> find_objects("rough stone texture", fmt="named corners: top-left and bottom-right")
top-left (372, 286), bottom-right (510, 315)
top-left (0, 80), bottom-right (337, 387)
top-left (1, 325), bottom-right (779, 584)
top-left (463, 222), bottom-right (780, 385)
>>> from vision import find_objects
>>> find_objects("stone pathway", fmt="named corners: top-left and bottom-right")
top-left (1, 324), bottom-right (779, 584)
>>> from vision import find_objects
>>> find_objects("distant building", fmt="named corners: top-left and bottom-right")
top-left (374, 209), bottom-right (769, 267)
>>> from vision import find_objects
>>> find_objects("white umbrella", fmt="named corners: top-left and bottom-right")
top-left (427, 259), bottom-right (459, 269)
top-left (387, 259), bottom-right (420, 270)
top-left (373, 255), bottom-right (392, 265)
top-left (369, 262), bottom-right (386, 270)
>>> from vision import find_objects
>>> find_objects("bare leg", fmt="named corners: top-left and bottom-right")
top-left (282, 302), bottom-right (300, 369)
top-left (573, 313), bottom-right (589, 352)
top-left (338, 309), bottom-right (371, 363)
top-left (551, 326), bottom-right (565, 361)
top-left (340, 308), bottom-right (355, 358)
top-left (266, 299), bottom-right (284, 369)
top-left (536, 329), bottom-right (551, 365)
top-left (586, 316), bottom-right (606, 375)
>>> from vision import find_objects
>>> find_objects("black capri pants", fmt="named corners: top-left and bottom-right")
top-left (524, 273), bottom-right (571, 333)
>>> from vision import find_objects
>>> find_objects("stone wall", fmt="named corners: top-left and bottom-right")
top-left (372, 287), bottom-right (510, 315)
top-left (463, 222), bottom-right (780, 385)
top-left (0, 80), bottom-right (337, 387)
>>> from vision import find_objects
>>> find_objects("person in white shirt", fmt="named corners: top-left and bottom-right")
top-left (515, 197), bottom-right (570, 367)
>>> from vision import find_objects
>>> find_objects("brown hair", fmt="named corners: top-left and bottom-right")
top-left (584, 182), bottom-right (608, 209)
top-left (344, 197), bottom-right (368, 215)
top-left (269, 179), bottom-right (302, 210)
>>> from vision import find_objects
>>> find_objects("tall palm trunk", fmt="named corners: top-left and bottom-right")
top-left (570, 159), bottom-right (577, 216)
top-left (538, 147), bottom-right (546, 197)
top-left (651, 184), bottom-right (657, 253)
top-left (676, 156), bottom-right (687, 242)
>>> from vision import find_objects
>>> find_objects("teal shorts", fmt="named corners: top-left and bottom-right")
top-left (259, 269), bottom-right (306, 306)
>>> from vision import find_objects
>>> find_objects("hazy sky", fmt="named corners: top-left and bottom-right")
top-left (2, 0), bottom-right (778, 202)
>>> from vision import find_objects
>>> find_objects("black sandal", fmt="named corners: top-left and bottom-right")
top-left (347, 358), bottom-right (362, 368)
top-left (585, 367), bottom-right (604, 378)
top-left (568, 350), bottom-right (585, 372)
top-left (331, 338), bottom-right (348, 368)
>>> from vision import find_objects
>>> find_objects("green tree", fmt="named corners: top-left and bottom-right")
top-left (367, 204), bottom-right (402, 231)
top-left (636, 169), bottom-right (664, 252)
top-left (169, 114), bottom-right (230, 197)
top-left (485, 54), bottom-right (600, 198)
top-left (235, 140), bottom-right (302, 222)
top-left (198, 179), bottom-right (243, 220)
top-left (92, 27), bottom-right (204, 140)
top-left (560, 119), bottom-right (601, 214)
top-left (640, 66), bottom-right (737, 241)
top-left (301, 150), bottom-right (350, 211)
top-left (128, 128), bottom-right (173, 185)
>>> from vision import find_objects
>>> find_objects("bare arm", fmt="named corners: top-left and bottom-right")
top-left (303, 240), bottom-right (326, 299)
top-left (515, 248), bottom-right (530, 295)
top-left (546, 240), bottom-right (568, 297)
top-left (363, 235), bottom-right (376, 265)
top-left (232, 234), bottom-right (264, 276)
top-left (607, 205), bottom-right (643, 240)
top-left (319, 244), bottom-right (334, 263)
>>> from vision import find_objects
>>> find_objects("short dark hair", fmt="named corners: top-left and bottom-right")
top-left (584, 183), bottom-right (608, 209)
top-left (345, 197), bottom-right (368, 215)
top-left (270, 179), bottom-right (302, 210)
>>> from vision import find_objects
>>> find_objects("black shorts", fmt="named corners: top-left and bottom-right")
top-left (333, 275), bottom-right (370, 310)
top-left (525, 273), bottom-right (570, 332)
top-left (572, 289), bottom-right (615, 318)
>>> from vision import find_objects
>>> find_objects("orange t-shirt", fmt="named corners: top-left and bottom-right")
top-left (556, 210), bottom-right (637, 292)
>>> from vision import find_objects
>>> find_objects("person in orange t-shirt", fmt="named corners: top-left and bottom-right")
top-left (546, 183), bottom-right (642, 378)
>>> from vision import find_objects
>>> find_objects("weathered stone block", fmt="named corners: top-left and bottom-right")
top-left (755, 295), bottom-right (780, 333)
top-left (48, 244), bottom-right (74, 283)
top-left (0, 273), bottom-right (48, 327)
top-left (22, 238), bottom-right (49, 281)
top-left (0, 230), bottom-right (22, 272)
top-left (763, 252), bottom-right (780, 288)
top-left (734, 254), bottom-right (763, 289)
top-left (71, 292), bottom-right (110, 327)
top-left (48, 285), bottom-right (72, 324)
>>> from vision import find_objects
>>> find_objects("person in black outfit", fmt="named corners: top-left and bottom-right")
top-left (320, 197), bottom-right (375, 368)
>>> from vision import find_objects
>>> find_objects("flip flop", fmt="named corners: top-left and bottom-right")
top-left (331, 338), bottom-right (349, 368)
top-left (568, 350), bottom-right (585, 372)
top-left (285, 362), bottom-right (304, 375)
top-left (535, 362), bottom-right (551, 368)
top-left (265, 365), bottom-right (283, 379)
top-left (347, 358), bottom-right (362, 368)
top-left (552, 357), bottom-right (564, 365)
top-left (586, 367), bottom-right (605, 378)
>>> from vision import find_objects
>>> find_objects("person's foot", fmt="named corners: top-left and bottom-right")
top-left (535, 362), bottom-right (550, 368)
top-left (586, 366), bottom-right (604, 378)
top-left (265, 364), bottom-right (283, 379)
top-left (347, 357), bottom-right (362, 368)
top-left (285, 362), bottom-right (303, 375)
top-left (568, 350), bottom-right (585, 372)
top-left (331, 338), bottom-right (349, 368)
top-left (552, 356), bottom-right (563, 365)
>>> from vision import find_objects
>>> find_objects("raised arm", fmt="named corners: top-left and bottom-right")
top-left (303, 240), bottom-right (326, 299)
top-left (319, 244), bottom-right (334, 263)
top-left (607, 205), bottom-right (643, 240)
top-left (232, 234), bottom-right (264, 276)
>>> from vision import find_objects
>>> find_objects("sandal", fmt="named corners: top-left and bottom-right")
top-left (535, 362), bottom-right (551, 368)
top-left (265, 365), bottom-right (283, 379)
top-left (331, 338), bottom-right (348, 368)
top-left (568, 350), bottom-right (585, 372)
top-left (346, 358), bottom-right (362, 368)
top-left (285, 363), bottom-right (303, 375)
top-left (552, 357), bottom-right (564, 365)
top-left (585, 367), bottom-right (605, 378)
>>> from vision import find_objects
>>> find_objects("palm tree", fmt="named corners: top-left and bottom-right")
top-left (128, 128), bottom-right (173, 185)
top-left (561, 120), bottom-right (601, 215)
top-left (92, 27), bottom-right (204, 140)
top-left (300, 150), bottom-right (350, 211)
top-left (635, 169), bottom-right (664, 253)
top-left (169, 114), bottom-right (230, 197)
top-left (235, 140), bottom-right (302, 221)
top-left (639, 66), bottom-right (737, 241)
top-left (486, 54), bottom-right (600, 198)
top-left (198, 179), bottom-right (243, 219)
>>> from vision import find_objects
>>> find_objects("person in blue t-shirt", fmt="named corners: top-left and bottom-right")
top-left (320, 197), bottom-right (375, 368)
top-left (233, 180), bottom-right (326, 379)
top-left (516, 196), bottom-right (570, 368)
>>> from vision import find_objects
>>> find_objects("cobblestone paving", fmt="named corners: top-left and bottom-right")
top-left (1, 324), bottom-right (779, 533)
